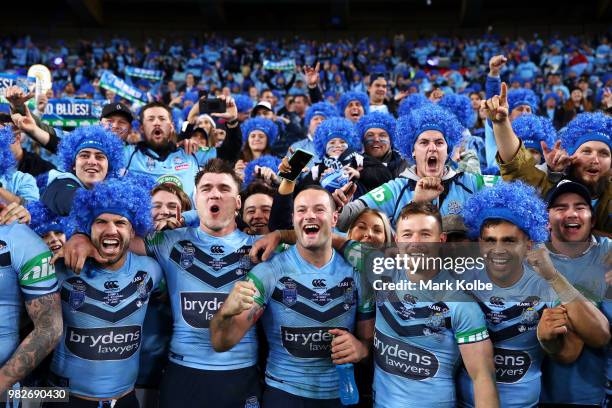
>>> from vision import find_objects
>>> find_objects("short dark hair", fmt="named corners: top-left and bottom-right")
top-left (240, 181), bottom-right (276, 216)
top-left (369, 73), bottom-right (387, 86)
top-left (139, 101), bottom-right (173, 123)
top-left (397, 202), bottom-right (443, 231)
top-left (151, 183), bottom-right (192, 212)
top-left (480, 219), bottom-right (528, 240)
top-left (0, 113), bottom-right (13, 125)
top-left (194, 158), bottom-right (242, 192)
top-left (294, 185), bottom-right (337, 212)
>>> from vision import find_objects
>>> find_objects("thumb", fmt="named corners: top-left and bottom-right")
top-left (541, 141), bottom-right (549, 155)
top-left (24, 103), bottom-right (34, 118)
top-left (50, 252), bottom-right (62, 265)
top-left (328, 328), bottom-right (347, 336)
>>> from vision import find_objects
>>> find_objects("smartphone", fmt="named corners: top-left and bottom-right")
top-left (279, 149), bottom-right (314, 181)
top-left (199, 98), bottom-right (226, 114)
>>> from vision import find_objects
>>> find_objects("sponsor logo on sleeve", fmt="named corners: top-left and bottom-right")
top-left (181, 292), bottom-right (227, 328)
top-left (366, 185), bottom-right (392, 204)
top-left (494, 348), bottom-right (531, 383)
top-left (373, 329), bottom-right (439, 380)
top-left (281, 326), bottom-right (347, 358)
top-left (20, 252), bottom-right (55, 285)
top-left (65, 325), bottom-right (141, 360)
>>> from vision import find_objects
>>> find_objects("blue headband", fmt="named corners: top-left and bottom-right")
top-left (76, 139), bottom-right (109, 158)
top-left (567, 131), bottom-right (611, 155)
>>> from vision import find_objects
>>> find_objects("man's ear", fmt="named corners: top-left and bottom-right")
top-left (439, 232), bottom-right (447, 243)
top-left (331, 210), bottom-right (339, 228)
top-left (236, 194), bottom-right (242, 212)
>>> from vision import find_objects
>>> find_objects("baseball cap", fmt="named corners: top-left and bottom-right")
top-left (251, 101), bottom-right (273, 117)
top-left (545, 179), bottom-right (592, 209)
top-left (101, 102), bottom-right (134, 122)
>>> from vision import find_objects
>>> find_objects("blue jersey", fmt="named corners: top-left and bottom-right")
top-left (145, 227), bottom-right (259, 371)
top-left (359, 169), bottom-right (480, 227)
top-left (123, 144), bottom-right (216, 200)
top-left (0, 170), bottom-right (40, 203)
top-left (457, 265), bottom-right (557, 408)
top-left (540, 237), bottom-right (611, 405)
top-left (0, 223), bottom-right (58, 366)
top-left (371, 270), bottom-right (488, 408)
top-left (50, 253), bottom-right (162, 398)
top-left (247, 246), bottom-right (374, 400)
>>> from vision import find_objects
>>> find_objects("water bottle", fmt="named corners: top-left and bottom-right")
top-left (336, 363), bottom-right (359, 405)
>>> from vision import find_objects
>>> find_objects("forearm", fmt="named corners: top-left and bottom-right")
top-left (549, 273), bottom-right (611, 347)
top-left (210, 313), bottom-right (244, 352)
top-left (0, 293), bottom-right (62, 392)
top-left (472, 372), bottom-right (500, 408)
top-left (0, 188), bottom-right (23, 205)
top-left (492, 118), bottom-right (520, 163)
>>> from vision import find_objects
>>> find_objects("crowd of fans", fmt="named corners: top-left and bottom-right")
top-left (0, 31), bottom-right (609, 408)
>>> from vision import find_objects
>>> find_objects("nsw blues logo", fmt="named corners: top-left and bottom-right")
top-left (244, 396), bottom-right (259, 408)
top-left (180, 245), bottom-right (196, 269)
top-left (282, 280), bottom-right (297, 307)
top-left (423, 312), bottom-right (446, 336)
top-left (69, 281), bottom-right (86, 311)
top-left (343, 281), bottom-right (356, 309)
top-left (135, 272), bottom-right (150, 306)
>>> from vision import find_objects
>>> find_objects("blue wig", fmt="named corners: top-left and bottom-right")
top-left (234, 94), bottom-right (254, 114)
top-left (336, 92), bottom-right (370, 117)
top-left (438, 93), bottom-right (476, 129)
top-left (560, 112), bottom-right (611, 155)
top-left (397, 93), bottom-right (430, 117)
top-left (72, 177), bottom-right (152, 237)
top-left (27, 201), bottom-right (65, 237)
top-left (511, 115), bottom-right (557, 154)
top-left (305, 102), bottom-right (339, 128)
top-left (395, 104), bottom-right (464, 158)
top-left (543, 92), bottom-right (560, 105)
top-left (0, 126), bottom-right (17, 177)
top-left (507, 88), bottom-right (539, 113)
top-left (462, 181), bottom-right (549, 242)
top-left (243, 155), bottom-right (281, 186)
top-left (313, 117), bottom-right (361, 158)
top-left (58, 125), bottom-right (125, 178)
top-left (241, 117), bottom-right (278, 147)
top-left (356, 112), bottom-right (396, 146)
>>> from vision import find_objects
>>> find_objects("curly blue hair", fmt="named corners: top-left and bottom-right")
top-left (511, 115), bottom-right (557, 154)
top-left (234, 94), bottom-right (254, 114)
top-left (397, 93), bottom-right (430, 117)
top-left (305, 102), bottom-right (339, 128)
top-left (438, 93), bottom-right (476, 129)
top-left (313, 117), bottom-right (361, 158)
top-left (356, 112), bottom-right (396, 146)
top-left (395, 104), bottom-right (464, 158)
top-left (336, 92), bottom-right (370, 117)
top-left (243, 155), bottom-right (281, 186)
top-left (27, 201), bottom-right (65, 237)
top-left (241, 117), bottom-right (278, 147)
top-left (0, 126), bottom-right (17, 177)
top-left (507, 88), bottom-right (539, 114)
top-left (560, 112), bottom-right (611, 155)
top-left (462, 181), bottom-right (549, 242)
top-left (72, 177), bottom-right (152, 237)
top-left (58, 125), bottom-right (125, 177)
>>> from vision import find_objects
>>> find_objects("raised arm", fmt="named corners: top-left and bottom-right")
top-left (481, 82), bottom-right (521, 164)
top-left (210, 280), bottom-right (261, 352)
top-left (0, 292), bottom-right (62, 393)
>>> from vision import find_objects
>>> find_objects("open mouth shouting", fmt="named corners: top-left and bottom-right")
top-left (349, 108), bottom-right (361, 121)
top-left (560, 220), bottom-right (585, 239)
top-left (302, 223), bottom-right (321, 238)
top-left (100, 236), bottom-right (123, 257)
top-left (426, 155), bottom-right (439, 173)
top-left (49, 243), bottom-right (63, 252)
top-left (208, 203), bottom-right (221, 216)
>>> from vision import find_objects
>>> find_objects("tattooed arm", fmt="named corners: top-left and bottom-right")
top-left (0, 292), bottom-right (63, 393)
top-left (210, 281), bottom-right (263, 352)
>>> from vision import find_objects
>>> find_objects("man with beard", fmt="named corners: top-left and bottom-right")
top-left (538, 180), bottom-right (612, 406)
top-left (60, 159), bottom-right (264, 408)
top-left (123, 97), bottom-right (241, 201)
top-left (47, 178), bottom-right (162, 408)
top-left (484, 82), bottom-right (611, 233)
top-left (334, 103), bottom-right (481, 230)
top-left (457, 181), bottom-right (609, 408)
top-left (210, 186), bottom-right (374, 407)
